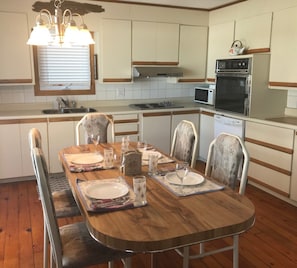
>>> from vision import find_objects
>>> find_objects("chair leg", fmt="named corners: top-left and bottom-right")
top-left (233, 235), bottom-right (239, 268)
top-left (108, 261), bottom-right (114, 268)
top-left (123, 257), bottom-right (131, 268)
top-left (43, 221), bottom-right (49, 268)
top-left (150, 253), bottom-right (155, 268)
top-left (182, 246), bottom-right (189, 268)
top-left (200, 242), bottom-right (205, 254)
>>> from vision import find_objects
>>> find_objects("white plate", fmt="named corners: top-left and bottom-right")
top-left (165, 172), bottom-right (205, 186)
top-left (142, 151), bottom-right (162, 160)
top-left (85, 182), bottom-right (129, 200)
top-left (71, 154), bottom-right (103, 165)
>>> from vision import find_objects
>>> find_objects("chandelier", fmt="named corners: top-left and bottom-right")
top-left (27, 0), bottom-right (97, 46)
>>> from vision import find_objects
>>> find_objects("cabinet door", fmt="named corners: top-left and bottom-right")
top-left (269, 6), bottom-right (297, 88)
top-left (179, 25), bottom-right (208, 81)
top-left (132, 21), bottom-right (179, 63)
top-left (171, 112), bottom-right (199, 138)
top-left (198, 111), bottom-right (215, 161)
top-left (113, 113), bottom-right (140, 142)
top-left (235, 13), bottom-right (272, 52)
top-left (101, 19), bottom-right (132, 82)
top-left (207, 21), bottom-right (235, 80)
top-left (0, 124), bottom-right (22, 179)
top-left (0, 12), bottom-right (32, 83)
top-left (142, 113), bottom-right (171, 154)
top-left (290, 132), bottom-right (297, 201)
top-left (20, 122), bottom-right (48, 177)
top-left (48, 120), bottom-right (76, 173)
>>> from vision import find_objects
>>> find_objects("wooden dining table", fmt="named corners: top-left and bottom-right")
top-left (59, 142), bottom-right (255, 254)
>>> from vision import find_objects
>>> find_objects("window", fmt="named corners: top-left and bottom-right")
top-left (33, 44), bottom-right (95, 96)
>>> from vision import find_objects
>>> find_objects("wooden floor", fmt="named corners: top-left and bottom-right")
top-left (1, 162), bottom-right (297, 268)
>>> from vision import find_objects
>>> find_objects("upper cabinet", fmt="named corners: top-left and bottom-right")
top-left (235, 13), bottom-right (272, 53)
top-left (178, 25), bottom-right (208, 82)
top-left (269, 6), bottom-right (297, 89)
top-left (0, 12), bottom-right (33, 84)
top-left (132, 21), bottom-right (179, 65)
top-left (207, 21), bottom-right (235, 80)
top-left (101, 19), bottom-right (132, 83)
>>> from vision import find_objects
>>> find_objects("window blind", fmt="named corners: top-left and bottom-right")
top-left (37, 45), bottom-right (90, 90)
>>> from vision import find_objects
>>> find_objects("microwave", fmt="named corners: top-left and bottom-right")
top-left (194, 86), bottom-right (215, 105)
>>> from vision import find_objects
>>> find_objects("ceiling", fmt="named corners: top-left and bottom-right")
top-left (107, 0), bottom-right (247, 11)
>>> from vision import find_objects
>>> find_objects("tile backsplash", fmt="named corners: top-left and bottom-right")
top-left (0, 78), bottom-right (196, 105)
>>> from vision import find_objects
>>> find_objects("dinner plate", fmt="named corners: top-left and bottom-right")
top-left (141, 151), bottom-right (162, 160)
top-left (85, 182), bottom-right (129, 200)
top-left (71, 154), bottom-right (103, 165)
top-left (165, 172), bottom-right (205, 186)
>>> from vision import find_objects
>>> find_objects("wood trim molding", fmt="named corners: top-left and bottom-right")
top-left (200, 110), bottom-right (215, 117)
top-left (115, 131), bottom-right (139, 136)
top-left (132, 61), bottom-right (178, 66)
top-left (172, 110), bottom-right (200, 115)
top-left (0, 79), bottom-right (33, 84)
top-left (248, 176), bottom-right (289, 197)
top-left (250, 157), bottom-right (291, 176)
top-left (114, 119), bottom-right (139, 124)
top-left (245, 48), bottom-right (270, 54)
top-left (245, 137), bottom-right (293, 154)
top-left (0, 118), bottom-right (47, 124)
top-left (103, 78), bottom-right (132, 83)
top-left (48, 117), bottom-right (83, 122)
top-left (269, 81), bottom-right (297, 88)
top-left (143, 111), bottom-right (171, 117)
top-left (207, 78), bottom-right (216, 83)
top-left (177, 78), bottom-right (205, 83)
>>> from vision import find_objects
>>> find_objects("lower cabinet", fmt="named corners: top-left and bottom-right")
top-left (48, 119), bottom-right (77, 173)
top-left (0, 120), bottom-right (47, 180)
top-left (290, 131), bottom-right (297, 202)
top-left (245, 121), bottom-right (294, 197)
top-left (142, 112), bottom-right (172, 154)
top-left (198, 111), bottom-right (215, 161)
top-left (113, 113), bottom-right (140, 142)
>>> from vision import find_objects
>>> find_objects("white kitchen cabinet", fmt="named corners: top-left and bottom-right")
top-left (48, 119), bottom-right (76, 173)
top-left (198, 111), bottom-right (215, 161)
top-left (132, 21), bottom-right (179, 64)
top-left (269, 6), bottom-right (297, 89)
top-left (245, 121), bottom-right (294, 197)
top-left (178, 25), bottom-right (208, 82)
top-left (0, 123), bottom-right (22, 179)
top-left (207, 21), bottom-right (235, 80)
top-left (113, 113), bottom-right (140, 142)
top-left (142, 112), bottom-right (171, 154)
top-left (235, 13), bottom-right (272, 53)
top-left (0, 12), bottom-right (33, 84)
top-left (101, 19), bottom-right (132, 82)
top-left (290, 131), bottom-right (297, 201)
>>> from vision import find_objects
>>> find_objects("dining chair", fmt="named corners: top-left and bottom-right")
top-left (31, 147), bottom-right (132, 268)
top-left (170, 120), bottom-right (198, 168)
top-left (29, 128), bottom-right (81, 268)
top-left (175, 132), bottom-right (250, 268)
top-left (75, 112), bottom-right (115, 145)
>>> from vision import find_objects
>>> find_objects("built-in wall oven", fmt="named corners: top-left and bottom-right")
top-left (215, 58), bottom-right (251, 116)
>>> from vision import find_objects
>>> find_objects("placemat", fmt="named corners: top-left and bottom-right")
top-left (76, 178), bottom-right (146, 213)
top-left (153, 173), bottom-right (225, 197)
top-left (64, 153), bottom-right (104, 172)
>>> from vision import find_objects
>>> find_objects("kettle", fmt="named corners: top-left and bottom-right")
top-left (229, 40), bottom-right (245, 56)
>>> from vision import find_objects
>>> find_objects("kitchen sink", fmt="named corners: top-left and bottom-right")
top-left (42, 107), bottom-right (97, 114)
top-left (129, 102), bottom-right (184, 110)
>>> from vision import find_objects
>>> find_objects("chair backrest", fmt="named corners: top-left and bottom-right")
top-left (205, 132), bottom-right (249, 195)
top-left (28, 128), bottom-right (42, 149)
top-left (170, 120), bottom-right (198, 168)
top-left (31, 147), bottom-right (63, 267)
top-left (75, 113), bottom-right (115, 145)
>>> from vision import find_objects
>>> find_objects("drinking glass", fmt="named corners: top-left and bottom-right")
top-left (90, 134), bottom-right (100, 153)
top-left (176, 162), bottom-right (189, 192)
top-left (133, 175), bottom-right (147, 206)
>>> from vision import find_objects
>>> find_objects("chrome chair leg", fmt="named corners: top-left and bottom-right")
top-left (182, 246), bottom-right (189, 268)
top-left (233, 235), bottom-right (239, 268)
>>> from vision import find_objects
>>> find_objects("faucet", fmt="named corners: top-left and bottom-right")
top-left (56, 97), bottom-right (69, 109)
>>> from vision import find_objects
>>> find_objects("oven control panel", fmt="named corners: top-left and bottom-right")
top-left (216, 58), bottom-right (251, 73)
